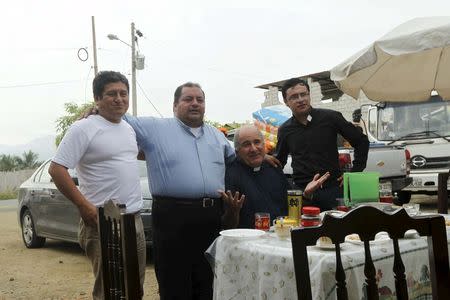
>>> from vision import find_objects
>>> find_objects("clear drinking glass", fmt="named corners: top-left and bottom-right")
top-left (403, 203), bottom-right (420, 216)
top-left (273, 216), bottom-right (293, 239)
top-left (255, 212), bottom-right (270, 231)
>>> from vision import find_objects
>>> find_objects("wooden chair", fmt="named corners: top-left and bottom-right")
top-left (291, 206), bottom-right (450, 300)
top-left (98, 200), bottom-right (140, 300)
top-left (437, 170), bottom-right (449, 214)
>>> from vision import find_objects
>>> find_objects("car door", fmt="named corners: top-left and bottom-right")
top-left (30, 161), bottom-right (52, 234)
top-left (34, 161), bottom-right (60, 237)
top-left (37, 162), bottom-right (80, 241)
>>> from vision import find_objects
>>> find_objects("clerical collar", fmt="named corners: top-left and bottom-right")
top-left (294, 113), bottom-right (313, 125)
top-left (237, 158), bottom-right (263, 172)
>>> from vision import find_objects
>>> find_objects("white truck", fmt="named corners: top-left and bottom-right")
top-left (359, 95), bottom-right (450, 203)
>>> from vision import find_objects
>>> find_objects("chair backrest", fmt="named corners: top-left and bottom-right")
top-left (291, 206), bottom-right (450, 300)
top-left (98, 200), bottom-right (140, 300)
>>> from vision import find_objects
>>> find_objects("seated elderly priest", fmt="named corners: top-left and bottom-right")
top-left (222, 125), bottom-right (329, 228)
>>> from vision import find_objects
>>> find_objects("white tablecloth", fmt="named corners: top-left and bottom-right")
top-left (206, 227), bottom-right (449, 300)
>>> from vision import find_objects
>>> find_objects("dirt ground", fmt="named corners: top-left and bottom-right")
top-left (0, 208), bottom-right (159, 300)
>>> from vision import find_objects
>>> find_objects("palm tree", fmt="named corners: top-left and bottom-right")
top-left (0, 155), bottom-right (19, 171)
top-left (20, 150), bottom-right (41, 169)
top-left (0, 151), bottom-right (41, 171)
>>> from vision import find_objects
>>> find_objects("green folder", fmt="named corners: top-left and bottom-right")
top-left (343, 172), bottom-right (380, 206)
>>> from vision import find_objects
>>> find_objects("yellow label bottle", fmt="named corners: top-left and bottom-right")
top-left (287, 190), bottom-right (303, 226)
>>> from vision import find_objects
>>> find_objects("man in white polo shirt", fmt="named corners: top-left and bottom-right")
top-left (48, 71), bottom-right (146, 300)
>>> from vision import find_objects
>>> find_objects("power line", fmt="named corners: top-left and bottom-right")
top-left (10, 47), bottom-right (84, 51)
top-left (0, 80), bottom-right (81, 89)
top-left (136, 79), bottom-right (164, 117)
top-left (145, 39), bottom-right (271, 80)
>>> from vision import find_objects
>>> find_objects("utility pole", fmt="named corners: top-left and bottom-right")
top-left (91, 16), bottom-right (99, 76)
top-left (107, 22), bottom-right (140, 116)
top-left (131, 22), bottom-right (137, 116)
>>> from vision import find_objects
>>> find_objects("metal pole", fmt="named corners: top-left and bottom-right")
top-left (131, 22), bottom-right (137, 116)
top-left (91, 16), bottom-right (99, 76)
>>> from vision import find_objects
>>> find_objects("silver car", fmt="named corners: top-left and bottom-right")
top-left (17, 159), bottom-right (153, 248)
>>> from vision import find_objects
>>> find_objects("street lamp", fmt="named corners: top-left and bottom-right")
top-left (107, 34), bottom-right (131, 47)
top-left (107, 23), bottom-right (143, 116)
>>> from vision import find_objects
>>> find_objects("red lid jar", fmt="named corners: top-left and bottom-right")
top-left (301, 206), bottom-right (321, 227)
top-left (302, 206), bottom-right (320, 216)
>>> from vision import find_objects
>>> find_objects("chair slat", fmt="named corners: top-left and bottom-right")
top-left (98, 200), bottom-right (141, 300)
top-left (363, 240), bottom-right (379, 300)
top-left (335, 243), bottom-right (348, 300)
top-left (392, 238), bottom-right (408, 300)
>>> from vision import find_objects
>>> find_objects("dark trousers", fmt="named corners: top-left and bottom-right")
top-left (299, 183), bottom-right (343, 211)
top-left (152, 198), bottom-right (222, 300)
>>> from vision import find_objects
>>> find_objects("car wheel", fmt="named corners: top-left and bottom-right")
top-left (21, 209), bottom-right (45, 248)
top-left (394, 191), bottom-right (411, 205)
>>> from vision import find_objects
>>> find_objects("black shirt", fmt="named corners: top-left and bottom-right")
top-left (275, 108), bottom-right (369, 187)
top-left (225, 160), bottom-right (289, 229)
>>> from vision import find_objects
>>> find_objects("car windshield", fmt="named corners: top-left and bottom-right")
top-left (377, 98), bottom-right (450, 141)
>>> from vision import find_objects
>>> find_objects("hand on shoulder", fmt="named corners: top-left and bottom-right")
top-left (264, 154), bottom-right (282, 168)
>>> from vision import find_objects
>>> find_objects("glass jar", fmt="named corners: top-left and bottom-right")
top-left (301, 206), bottom-right (321, 227)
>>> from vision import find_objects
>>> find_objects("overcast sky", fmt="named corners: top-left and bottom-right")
top-left (2, 0), bottom-right (449, 145)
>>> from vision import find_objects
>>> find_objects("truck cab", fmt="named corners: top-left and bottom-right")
top-left (365, 95), bottom-right (450, 202)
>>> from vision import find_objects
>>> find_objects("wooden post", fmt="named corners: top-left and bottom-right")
top-left (437, 171), bottom-right (449, 214)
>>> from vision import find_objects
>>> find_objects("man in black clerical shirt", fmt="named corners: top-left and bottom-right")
top-left (275, 78), bottom-right (369, 211)
top-left (223, 125), bottom-right (329, 228)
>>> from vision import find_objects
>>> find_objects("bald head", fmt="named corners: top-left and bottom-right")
top-left (233, 125), bottom-right (263, 149)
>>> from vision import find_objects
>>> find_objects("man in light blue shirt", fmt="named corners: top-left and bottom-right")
top-left (125, 111), bottom-right (235, 199)
top-left (124, 82), bottom-right (236, 300)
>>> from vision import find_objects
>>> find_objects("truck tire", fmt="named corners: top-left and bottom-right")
top-left (395, 191), bottom-right (411, 205)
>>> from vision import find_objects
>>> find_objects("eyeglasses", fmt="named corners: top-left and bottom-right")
top-left (288, 92), bottom-right (310, 101)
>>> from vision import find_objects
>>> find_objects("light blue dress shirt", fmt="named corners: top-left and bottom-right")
top-left (124, 115), bottom-right (235, 198)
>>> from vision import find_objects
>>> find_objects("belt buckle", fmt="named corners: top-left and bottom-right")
top-left (202, 198), bottom-right (214, 208)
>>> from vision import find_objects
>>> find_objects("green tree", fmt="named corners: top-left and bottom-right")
top-left (55, 102), bottom-right (95, 146)
top-left (0, 155), bottom-right (18, 171)
top-left (0, 151), bottom-right (42, 171)
top-left (204, 118), bottom-right (222, 128)
top-left (17, 150), bottom-right (41, 169)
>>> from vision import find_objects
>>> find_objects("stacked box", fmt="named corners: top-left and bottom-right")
top-left (252, 105), bottom-right (292, 153)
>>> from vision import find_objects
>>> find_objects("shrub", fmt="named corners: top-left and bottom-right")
top-left (0, 189), bottom-right (18, 200)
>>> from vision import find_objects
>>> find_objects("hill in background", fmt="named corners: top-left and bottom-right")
top-left (0, 135), bottom-right (56, 161)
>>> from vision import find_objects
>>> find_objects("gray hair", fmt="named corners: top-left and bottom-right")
top-left (233, 125), bottom-right (264, 150)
